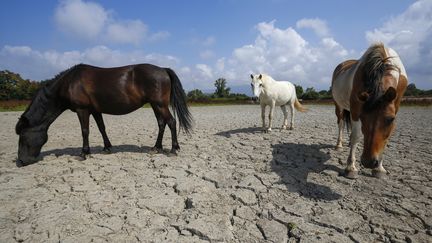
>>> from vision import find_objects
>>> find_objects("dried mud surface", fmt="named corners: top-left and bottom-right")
top-left (0, 105), bottom-right (431, 242)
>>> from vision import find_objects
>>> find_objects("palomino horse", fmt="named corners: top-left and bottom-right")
top-left (15, 63), bottom-right (193, 167)
top-left (250, 74), bottom-right (306, 132)
top-left (332, 43), bottom-right (407, 179)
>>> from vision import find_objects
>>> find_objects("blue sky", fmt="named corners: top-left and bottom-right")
top-left (1, 0), bottom-right (431, 92)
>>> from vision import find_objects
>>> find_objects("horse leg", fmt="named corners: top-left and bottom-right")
top-left (92, 112), bottom-right (112, 153)
top-left (280, 105), bottom-right (288, 130)
top-left (260, 103), bottom-right (266, 131)
top-left (335, 105), bottom-right (344, 149)
top-left (267, 101), bottom-right (275, 132)
top-left (150, 104), bottom-right (166, 154)
top-left (76, 109), bottom-right (90, 159)
top-left (165, 109), bottom-right (180, 155)
top-left (345, 120), bottom-right (361, 179)
top-left (289, 102), bottom-right (295, 130)
top-left (371, 160), bottom-right (387, 179)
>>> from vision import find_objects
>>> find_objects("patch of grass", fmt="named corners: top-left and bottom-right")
top-left (0, 100), bottom-right (30, 112)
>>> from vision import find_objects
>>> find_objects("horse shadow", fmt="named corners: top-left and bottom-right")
top-left (215, 126), bottom-right (264, 138)
top-left (271, 143), bottom-right (343, 201)
top-left (34, 144), bottom-right (153, 164)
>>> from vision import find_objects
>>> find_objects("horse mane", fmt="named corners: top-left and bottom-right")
top-left (21, 64), bottom-right (81, 124)
top-left (361, 43), bottom-right (399, 110)
top-left (259, 74), bottom-right (276, 84)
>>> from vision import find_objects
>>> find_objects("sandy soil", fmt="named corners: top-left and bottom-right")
top-left (0, 105), bottom-right (431, 242)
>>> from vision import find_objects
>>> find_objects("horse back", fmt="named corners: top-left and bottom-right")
top-left (331, 60), bottom-right (359, 110)
top-left (63, 64), bottom-right (171, 115)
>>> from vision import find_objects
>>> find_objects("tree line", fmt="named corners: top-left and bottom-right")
top-left (1, 70), bottom-right (431, 101)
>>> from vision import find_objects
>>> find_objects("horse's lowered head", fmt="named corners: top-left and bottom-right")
top-left (354, 44), bottom-right (406, 170)
top-left (15, 115), bottom-right (49, 167)
top-left (357, 86), bottom-right (399, 169)
top-left (250, 74), bottom-right (265, 97)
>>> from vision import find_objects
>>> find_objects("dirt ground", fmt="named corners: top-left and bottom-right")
top-left (0, 105), bottom-right (431, 242)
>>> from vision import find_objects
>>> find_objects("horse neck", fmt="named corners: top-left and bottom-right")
top-left (24, 87), bottom-right (64, 130)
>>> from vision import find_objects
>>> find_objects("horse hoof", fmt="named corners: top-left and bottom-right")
top-left (149, 147), bottom-right (161, 155)
top-left (335, 145), bottom-right (343, 151)
top-left (289, 127), bottom-right (294, 130)
top-left (102, 147), bottom-right (112, 154)
top-left (372, 170), bottom-right (387, 179)
top-left (344, 170), bottom-right (359, 179)
top-left (76, 155), bottom-right (87, 161)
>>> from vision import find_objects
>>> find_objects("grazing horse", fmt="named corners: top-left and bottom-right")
top-left (250, 74), bottom-right (306, 132)
top-left (15, 63), bottom-right (193, 167)
top-left (332, 43), bottom-right (407, 179)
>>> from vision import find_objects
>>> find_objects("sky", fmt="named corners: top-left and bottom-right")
top-left (1, 0), bottom-right (431, 93)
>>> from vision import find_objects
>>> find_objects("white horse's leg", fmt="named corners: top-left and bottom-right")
top-left (289, 102), bottom-right (295, 130)
top-left (261, 103), bottom-right (266, 130)
top-left (336, 118), bottom-right (344, 149)
top-left (280, 105), bottom-right (288, 129)
top-left (345, 120), bottom-right (361, 179)
top-left (267, 101), bottom-right (275, 132)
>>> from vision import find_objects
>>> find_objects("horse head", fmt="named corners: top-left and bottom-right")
top-left (357, 85), bottom-right (399, 169)
top-left (15, 115), bottom-right (49, 167)
top-left (250, 74), bottom-right (264, 97)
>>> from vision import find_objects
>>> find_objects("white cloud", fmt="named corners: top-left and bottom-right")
top-left (296, 18), bottom-right (330, 37)
top-left (195, 64), bottom-right (213, 79)
top-left (221, 20), bottom-right (352, 89)
top-left (106, 20), bottom-right (147, 45)
top-left (54, 0), bottom-right (168, 45)
top-left (365, 0), bottom-right (432, 88)
top-left (0, 45), bottom-right (179, 81)
top-left (55, 0), bottom-right (108, 40)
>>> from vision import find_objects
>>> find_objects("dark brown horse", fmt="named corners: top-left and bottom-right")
top-left (15, 63), bottom-right (193, 167)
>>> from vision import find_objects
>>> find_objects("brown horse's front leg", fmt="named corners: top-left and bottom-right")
top-left (77, 109), bottom-right (90, 159)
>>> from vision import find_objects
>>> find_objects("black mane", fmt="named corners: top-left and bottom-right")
top-left (21, 64), bottom-right (81, 123)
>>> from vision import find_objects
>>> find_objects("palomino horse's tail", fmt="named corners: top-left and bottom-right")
top-left (165, 68), bottom-right (193, 134)
top-left (294, 98), bottom-right (307, 112)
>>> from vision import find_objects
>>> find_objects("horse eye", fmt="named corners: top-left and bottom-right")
top-left (259, 83), bottom-right (263, 87)
top-left (385, 117), bottom-right (395, 125)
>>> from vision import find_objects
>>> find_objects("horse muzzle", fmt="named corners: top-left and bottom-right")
top-left (360, 157), bottom-right (380, 169)
top-left (16, 156), bottom-right (37, 167)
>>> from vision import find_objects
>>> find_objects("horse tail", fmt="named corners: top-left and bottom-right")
top-left (165, 68), bottom-right (193, 134)
top-left (343, 109), bottom-right (351, 133)
top-left (294, 98), bottom-right (307, 112)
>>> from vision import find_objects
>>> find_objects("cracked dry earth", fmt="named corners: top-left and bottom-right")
top-left (0, 105), bottom-right (431, 243)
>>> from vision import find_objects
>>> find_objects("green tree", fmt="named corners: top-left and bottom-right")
top-left (0, 70), bottom-right (41, 100)
top-left (214, 78), bottom-right (230, 98)
top-left (294, 84), bottom-right (304, 97)
top-left (404, 83), bottom-right (420, 96)
top-left (301, 87), bottom-right (319, 100)
top-left (187, 89), bottom-right (206, 101)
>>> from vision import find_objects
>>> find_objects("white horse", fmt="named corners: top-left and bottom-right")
top-left (250, 74), bottom-right (306, 131)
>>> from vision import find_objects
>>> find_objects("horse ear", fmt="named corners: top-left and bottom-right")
top-left (358, 92), bottom-right (369, 102)
top-left (384, 87), bottom-right (397, 102)
top-left (259, 74), bottom-right (262, 79)
top-left (250, 74), bottom-right (254, 79)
